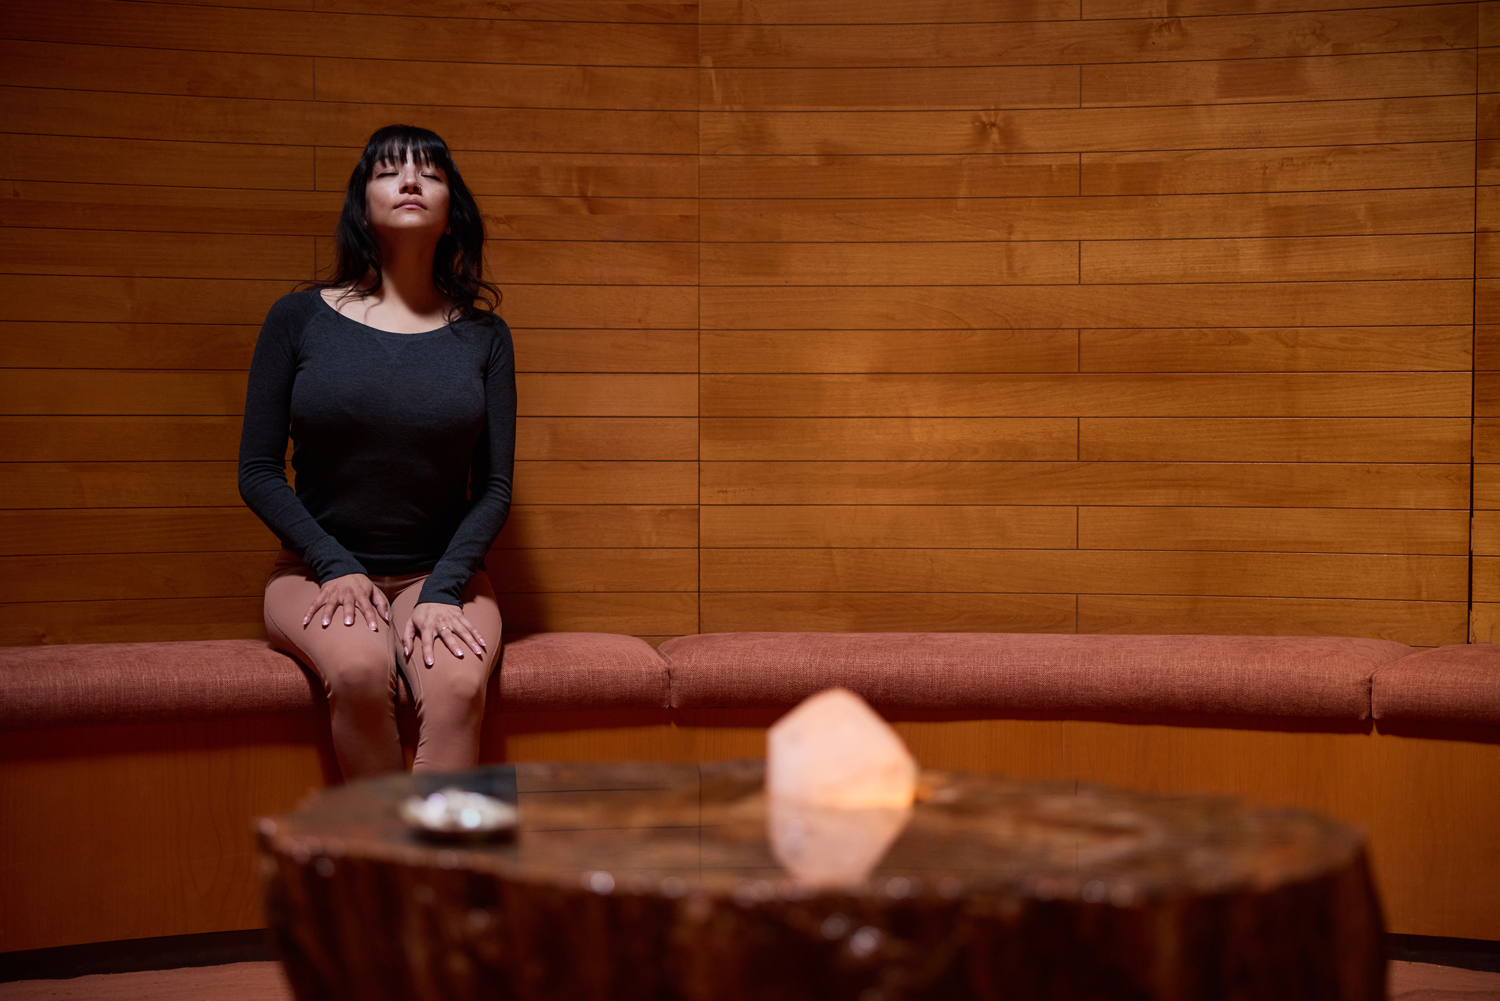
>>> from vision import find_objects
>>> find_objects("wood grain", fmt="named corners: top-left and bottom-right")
top-left (701, 417), bottom-right (1078, 460)
top-left (0, 417), bottom-right (246, 462)
top-left (315, 59), bottom-right (696, 110)
top-left (700, 461), bottom-right (1469, 509)
top-left (515, 374), bottom-right (697, 417)
top-left (701, 329), bottom-right (1079, 374)
top-left (701, 65), bottom-right (1079, 111)
top-left (517, 417), bottom-right (696, 460)
top-left (699, 153), bottom-right (1078, 199)
top-left (700, 505), bottom-right (1078, 549)
top-left (1081, 50), bottom-right (1475, 107)
top-left (1080, 235), bottom-right (1474, 284)
top-left (0, 508), bottom-right (275, 557)
top-left (699, 592), bottom-right (1079, 633)
top-left (700, 283), bottom-right (1472, 330)
top-left (699, 373), bottom-right (1470, 418)
top-left (0, 228), bottom-right (314, 280)
top-left (699, 189), bottom-right (1473, 242)
top-left (484, 548), bottom-right (697, 593)
top-left (497, 505), bottom-right (698, 549)
top-left (701, 97), bottom-right (1470, 156)
top-left (0, 370), bottom-right (250, 416)
top-left (701, 241), bottom-right (1079, 285)
top-left (3, 0), bottom-right (698, 65)
top-left (1077, 595), bottom-right (1467, 645)
top-left (1079, 328), bottom-right (1471, 373)
top-left (698, 548), bottom-right (1468, 600)
top-left (1078, 418), bottom-right (1471, 462)
top-left (500, 285), bottom-right (698, 330)
top-left (0, 597), bottom-right (269, 645)
top-left (511, 461), bottom-right (698, 505)
top-left (0, 135), bottom-right (314, 190)
top-left (0, 40), bottom-right (315, 100)
top-left (2, 551), bottom-right (277, 603)
top-left (2, 87), bottom-right (696, 155)
top-left (700, 0), bottom-right (1079, 23)
top-left (699, 7), bottom-right (1475, 67)
top-left (491, 241), bottom-right (697, 286)
top-left (491, 591), bottom-right (698, 635)
top-left (1084, 0), bottom-right (1463, 17)
top-left (0, 462), bottom-right (245, 510)
top-left (1081, 142), bottom-right (1475, 196)
top-left (316, 0), bottom-right (696, 21)
top-left (1077, 507), bottom-right (1469, 555)
top-left (0, 324), bottom-right (259, 370)
top-left (510, 329), bottom-right (697, 373)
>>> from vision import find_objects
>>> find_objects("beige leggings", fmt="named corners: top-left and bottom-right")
top-left (264, 549), bottom-right (502, 780)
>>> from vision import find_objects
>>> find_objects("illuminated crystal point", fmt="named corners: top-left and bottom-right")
top-left (768, 799), bottom-right (911, 888)
top-left (766, 688), bottom-right (917, 809)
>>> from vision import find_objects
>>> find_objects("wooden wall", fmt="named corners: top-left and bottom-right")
top-left (0, 0), bottom-right (1482, 648)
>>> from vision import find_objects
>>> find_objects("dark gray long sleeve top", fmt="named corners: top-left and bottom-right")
top-left (238, 289), bottom-right (517, 606)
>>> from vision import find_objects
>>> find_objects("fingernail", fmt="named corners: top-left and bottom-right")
top-left (345, 616), bottom-right (353, 625)
top-left (322, 617), bottom-right (330, 626)
top-left (370, 623), bottom-right (377, 631)
top-left (426, 657), bottom-right (433, 666)
top-left (456, 651), bottom-right (463, 658)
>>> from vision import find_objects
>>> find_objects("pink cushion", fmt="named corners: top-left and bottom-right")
top-left (0, 639), bottom-right (318, 730)
top-left (1372, 645), bottom-right (1500, 725)
top-left (486, 632), bottom-right (670, 711)
top-left (661, 632), bottom-right (1411, 719)
top-left (0, 634), bottom-right (670, 730)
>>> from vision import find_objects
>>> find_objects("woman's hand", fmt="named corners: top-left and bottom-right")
top-left (303, 573), bottom-right (390, 632)
top-left (404, 602), bottom-right (487, 667)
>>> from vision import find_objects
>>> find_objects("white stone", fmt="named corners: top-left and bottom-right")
top-left (768, 799), bottom-right (911, 888)
top-left (765, 688), bottom-right (917, 809)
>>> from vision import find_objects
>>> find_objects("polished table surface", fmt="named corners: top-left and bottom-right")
top-left (261, 760), bottom-right (1384, 1001)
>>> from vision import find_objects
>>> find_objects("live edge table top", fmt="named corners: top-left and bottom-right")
top-left (260, 761), bottom-right (1385, 1001)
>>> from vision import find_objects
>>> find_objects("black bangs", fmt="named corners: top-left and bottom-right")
top-left (364, 126), bottom-right (451, 174)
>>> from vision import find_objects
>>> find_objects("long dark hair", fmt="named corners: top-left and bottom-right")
top-left (314, 124), bottom-right (500, 321)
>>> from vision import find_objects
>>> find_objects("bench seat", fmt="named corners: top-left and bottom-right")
top-left (1373, 644), bottom-right (1500, 725)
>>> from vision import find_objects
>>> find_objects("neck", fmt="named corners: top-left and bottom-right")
top-left (368, 235), bottom-right (445, 316)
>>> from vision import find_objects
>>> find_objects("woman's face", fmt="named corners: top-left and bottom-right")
top-left (365, 154), bottom-right (451, 245)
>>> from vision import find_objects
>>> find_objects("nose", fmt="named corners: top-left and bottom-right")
top-left (398, 161), bottom-right (422, 192)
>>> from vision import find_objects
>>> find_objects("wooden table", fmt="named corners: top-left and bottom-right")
top-left (260, 761), bottom-right (1384, 1001)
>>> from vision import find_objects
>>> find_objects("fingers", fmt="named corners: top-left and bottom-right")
top-left (402, 619), bottom-right (416, 661)
top-left (372, 588), bottom-right (391, 623)
top-left (302, 592), bottom-right (328, 627)
top-left (355, 594), bottom-right (380, 632)
top-left (421, 628), bottom-right (436, 668)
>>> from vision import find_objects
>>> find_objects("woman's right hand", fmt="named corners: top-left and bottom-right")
top-left (303, 573), bottom-right (390, 632)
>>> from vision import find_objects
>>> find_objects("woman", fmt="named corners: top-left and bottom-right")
top-left (238, 125), bottom-right (516, 779)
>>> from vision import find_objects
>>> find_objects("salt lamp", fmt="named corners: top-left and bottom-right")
top-left (766, 688), bottom-right (917, 809)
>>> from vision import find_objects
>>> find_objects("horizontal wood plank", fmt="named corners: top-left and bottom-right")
top-left (701, 329), bottom-right (1079, 373)
top-left (700, 189), bottom-right (1473, 242)
top-left (1078, 418), bottom-right (1471, 463)
top-left (0, 371), bottom-right (249, 416)
top-left (702, 241), bottom-right (1079, 286)
top-left (0, 508), bottom-right (275, 557)
top-left (0, 40), bottom-right (315, 100)
top-left (1081, 50), bottom-right (1474, 108)
top-left (699, 153), bottom-right (1079, 199)
top-left (701, 97), bottom-right (1470, 156)
top-left (699, 7), bottom-right (1474, 67)
top-left (510, 329), bottom-right (698, 373)
top-left (492, 241), bottom-right (697, 286)
top-left (699, 373), bottom-right (1470, 418)
top-left (0, 229), bottom-right (314, 280)
top-left (0, 417), bottom-right (246, 462)
top-left (501, 285), bottom-right (699, 330)
top-left (698, 548), bottom-right (1468, 600)
top-left (0, 324), bottom-right (259, 370)
top-left (700, 0), bottom-right (1078, 23)
top-left (517, 417), bottom-right (697, 460)
top-left (1470, 509), bottom-right (1500, 554)
top-left (701, 417), bottom-right (1077, 460)
top-left (1480, 233), bottom-right (1500, 280)
top-left (1472, 557), bottom-right (1500, 603)
top-left (1081, 142), bottom-right (1475, 196)
top-left (700, 505), bottom-right (1077, 548)
top-left (493, 591), bottom-right (698, 635)
top-left (512, 461), bottom-right (698, 505)
top-left (700, 283), bottom-right (1472, 330)
top-left (0, 135), bottom-right (313, 191)
top-left (1473, 463), bottom-right (1500, 510)
top-left (1, 87), bottom-right (697, 155)
top-left (516, 375), bottom-right (697, 417)
top-left (700, 460), bottom-right (1469, 508)
top-left (1083, 0), bottom-right (1462, 18)
top-left (699, 592), bottom-right (1078, 633)
top-left (485, 548), bottom-right (697, 593)
top-left (3, 1), bottom-right (698, 65)
top-left (701, 65), bottom-right (1079, 111)
top-left (1077, 595), bottom-right (1466, 646)
top-left (315, 58), bottom-right (696, 110)
top-left (1475, 420), bottom-right (1500, 463)
top-left (1079, 327), bottom-right (1471, 373)
top-left (1080, 235), bottom-right (1474, 284)
top-left (1077, 506), bottom-right (1470, 555)
top-left (316, 0), bottom-right (696, 21)
top-left (0, 597), bottom-right (268, 645)
top-left (497, 505), bottom-right (698, 549)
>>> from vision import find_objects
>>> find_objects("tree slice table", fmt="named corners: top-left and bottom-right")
top-left (259, 761), bottom-right (1384, 1001)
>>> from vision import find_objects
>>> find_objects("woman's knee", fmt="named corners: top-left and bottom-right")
top-left (320, 647), bottom-right (396, 704)
top-left (421, 665), bottom-right (490, 719)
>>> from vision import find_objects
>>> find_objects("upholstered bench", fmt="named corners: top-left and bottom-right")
top-left (1373, 643), bottom-right (1500, 725)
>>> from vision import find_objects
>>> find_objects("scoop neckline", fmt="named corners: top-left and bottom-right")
top-left (316, 288), bottom-right (454, 337)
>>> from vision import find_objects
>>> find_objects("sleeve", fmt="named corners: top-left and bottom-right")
top-left (237, 294), bottom-right (367, 584)
top-left (416, 317), bottom-right (519, 606)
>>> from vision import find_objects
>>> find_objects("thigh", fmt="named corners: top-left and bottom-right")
top-left (389, 571), bottom-right (503, 697)
top-left (264, 560), bottom-right (398, 685)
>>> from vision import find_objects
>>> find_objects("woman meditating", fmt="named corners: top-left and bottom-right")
top-left (238, 125), bottom-right (516, 779)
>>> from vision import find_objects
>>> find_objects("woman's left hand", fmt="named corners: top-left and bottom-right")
top-left (404, 602), bottom-right (488, 667)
